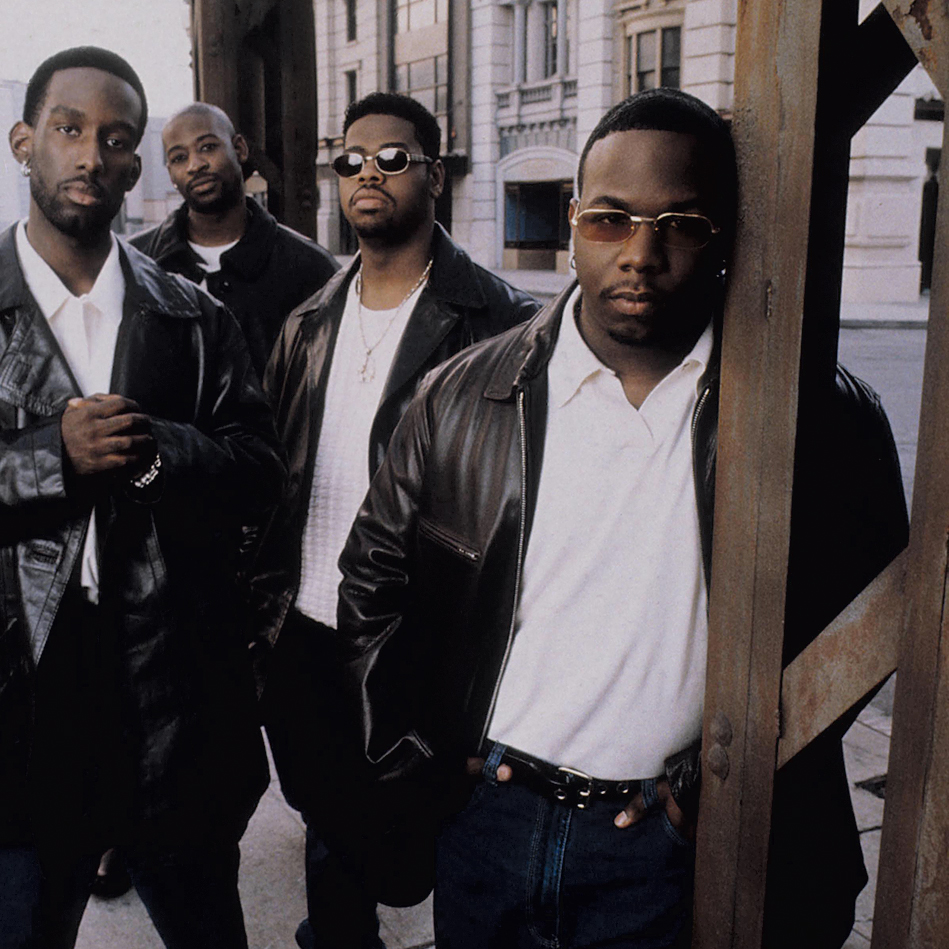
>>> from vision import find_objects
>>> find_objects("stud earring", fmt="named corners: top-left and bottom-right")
top-left (20, 161), bottom-right (30, 178)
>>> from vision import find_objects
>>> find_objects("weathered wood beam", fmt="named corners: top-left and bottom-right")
top-left (872, 112), bottom-right (949, 949)
top-left (691, 1), bottom-right (823, 945)
top-left (191, 0), bottom-right (241, 121)
top-left (777, 552), bottom-right (906, 769)
top-left (882, 0), bottom-right (949, 97)
top-left (278, 0), bottom-right (318, 238)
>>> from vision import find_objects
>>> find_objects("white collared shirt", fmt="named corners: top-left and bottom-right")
top-left (16, 221), bottom-right (125, 604)
top-left (488, 285), bottom-right (713, 779)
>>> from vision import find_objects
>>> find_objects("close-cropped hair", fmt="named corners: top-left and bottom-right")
top-left (577, 87), bottom-right (737, 239)
top-left (343, 92), bottom-right (441, 161)
top-left (24, 46), bottom-right (149, 144)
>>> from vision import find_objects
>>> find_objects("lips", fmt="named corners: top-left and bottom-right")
top-left (350, 187), bottom-right (391, 210)
top-left (61, 178), bottom-right (104, 206)
top-left (605, 287), bottom-right (658, 316)
top-left (187, 175), bottom-right (219, 196)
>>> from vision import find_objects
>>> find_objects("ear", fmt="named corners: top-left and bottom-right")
top-left (9, 121), bottom-right (33, 168)
top-left (124, 154), bottom-right (142, 193)
top-left (233, 133), bottom-right (249, 164)
top-left (429, 158), bottom-right (445, 200)
top-left (568, 197), bottom-right (580, 226)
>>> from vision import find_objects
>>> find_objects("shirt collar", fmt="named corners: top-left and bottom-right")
top-left (550, 285), bottom-right (714, 409)
top-left (15, 220), bottom-right (125, 321)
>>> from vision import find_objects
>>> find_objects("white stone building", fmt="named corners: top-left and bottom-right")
top-left (312, 0), bottom-right (942, 303)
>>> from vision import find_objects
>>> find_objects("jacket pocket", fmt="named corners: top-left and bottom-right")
top-left (417, 518), bottom-right (481, 563)
top-left (22, 539), bottom-right (62, 573)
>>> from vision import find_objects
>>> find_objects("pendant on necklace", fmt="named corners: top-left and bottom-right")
top-left (358, 353), bottom-right (375, 383)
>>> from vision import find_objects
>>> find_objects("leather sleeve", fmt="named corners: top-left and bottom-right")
top-left (337, 380), bottom-right (435, 774)
top-left (149, 298), bottom-right (286, 519)
top-left (664, 739), bottom-right (702, 822)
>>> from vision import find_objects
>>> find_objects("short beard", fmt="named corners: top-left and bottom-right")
top-left (30, 176), bottom-right (120, 242)
top-left (185, 174), bottom-right (244, 215)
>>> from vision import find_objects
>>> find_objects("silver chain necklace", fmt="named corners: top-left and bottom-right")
top-left (355, 258), bottom-right (433, 383)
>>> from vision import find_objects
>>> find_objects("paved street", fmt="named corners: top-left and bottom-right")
top-left (76, 314), bottom-right (929, 947)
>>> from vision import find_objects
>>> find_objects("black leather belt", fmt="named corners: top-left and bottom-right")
top-left (491, 745), bottom-right (645, 810)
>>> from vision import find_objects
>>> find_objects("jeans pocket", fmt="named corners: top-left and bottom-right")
top-left (659, 809), bottom-right (693, 849)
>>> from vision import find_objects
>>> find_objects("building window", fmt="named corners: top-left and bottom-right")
top-left (915, 98), bottom-right (945, 122)
top-left (543, 2), bottom-right (559, 78)
top-left (345, 70), bottom-right (358, 106)
top-left (345, 0), bottom-right (357, 41)
top-left (504, 181), bottom-right (573, 250)
top-left (394, 54), bottom-right (449, 121)
top-left (627, 25), bottom-right (680, 93)
top-left (396, 0), bottom-right (449, 33)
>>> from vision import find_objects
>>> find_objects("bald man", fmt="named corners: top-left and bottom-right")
top-left (132, 103), bottom-right (338, 376)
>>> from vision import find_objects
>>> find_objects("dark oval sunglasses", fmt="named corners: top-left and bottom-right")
top-left (571, 208), bottom-right (720, 250)
top-left (332, 147), bottom-right (434, 178)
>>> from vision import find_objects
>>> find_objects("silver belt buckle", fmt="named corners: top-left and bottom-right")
top-left (556, 765), bottom-right (595, 809)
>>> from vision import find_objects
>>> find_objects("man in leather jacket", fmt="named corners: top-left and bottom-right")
top-left (251, 92), bottom-right (537, 949)
top-left (131, 103), bottom-right (339, 380)
top-left (337, 89), bottom-right (909, 948)
top-left (0, 48), bottom-right (284, 947)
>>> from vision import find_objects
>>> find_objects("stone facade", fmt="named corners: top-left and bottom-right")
top-left (310, 0), bottom-right (942, 302)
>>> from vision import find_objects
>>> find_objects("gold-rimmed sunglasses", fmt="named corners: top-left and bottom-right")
top-left (332, 147), bottom-right (433, 178)
top-left (571, 208), bottom-right (720, 250)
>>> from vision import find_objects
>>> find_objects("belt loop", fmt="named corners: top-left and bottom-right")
top-left (482, 741), bottom-right (508, 785)
top-left (641, 776), bottom-right (658, 811)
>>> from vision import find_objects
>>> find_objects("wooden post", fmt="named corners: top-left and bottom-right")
top-left (692, 2), bottom-right (822, 945)
top-left (278, 0), bottom-right (318, 238)
top-left (871, 111), bottom-right (949, 949)
top-left (191, 0), bottom-right (240, 121)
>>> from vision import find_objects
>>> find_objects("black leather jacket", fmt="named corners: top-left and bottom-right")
top-left (338, 283), bottom-right (908, 944)
top-left (0, 227), bottom-right (286, 843)
top-left (131, 197), bottom-right (339, 378)
top-left (249, 223), bottom-right (539, 649)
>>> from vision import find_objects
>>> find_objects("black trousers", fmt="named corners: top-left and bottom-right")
top-left (263, 609), bottom-right (383, 949)
top-left (0, 594), bottom-right (250, 949)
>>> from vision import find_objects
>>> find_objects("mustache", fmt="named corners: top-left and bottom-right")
top-left (186, 173), bottom-right (218, 190)
top-left (600, 282), bottom-right (657, 300)
top-left (59, 175), bottom-right (105, 199)
top-left (350, 185), bottom-right (393, 207)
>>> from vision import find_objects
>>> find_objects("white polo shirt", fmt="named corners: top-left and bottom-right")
top-left (16, 221), bottom-right (125, 604)
top-left (488, 286), bottom-right (712, 779)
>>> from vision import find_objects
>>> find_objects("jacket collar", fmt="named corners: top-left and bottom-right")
top-left (484, 280), bottom-right (574, 400)
top-left (0, 224), bottom-right (202, 414)
top-left (147, 197), bottom-right (277, 280)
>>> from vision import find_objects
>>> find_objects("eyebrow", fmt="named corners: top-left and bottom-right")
top-left (166, 133), bottom-right (221, 153)
top-left (344, 140), bottom-right (413, 153)
top-left (47, 105), bottom-right (137, 137)
top-left (584, 194), bottom-right (705, 213)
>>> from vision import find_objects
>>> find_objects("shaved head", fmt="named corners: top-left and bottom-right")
top-left (161, 103), bottom-right (248, 215)
top-left (163, 102), bottom-right (236, 145)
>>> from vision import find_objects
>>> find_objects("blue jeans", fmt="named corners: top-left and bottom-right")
top-left (434, 746), bottom-right (693, 949)
top-left (0, 841), bottom-right (248, 949)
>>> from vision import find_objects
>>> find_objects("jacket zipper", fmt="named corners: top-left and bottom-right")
top-left (418, 518), bottom-right (480, 562)
top-left (691, 380), bottom-right (714, 583)
top-left (479, 387), bottom-right (529, 747)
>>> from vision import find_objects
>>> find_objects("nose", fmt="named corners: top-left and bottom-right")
top-left (616, 220), bottom-right (664, 272)
top-left (356, 155), bottom-right (383, 184)
top-left (77, 135), bottom-right (105, 174)
top-left (186, 150), bottom-right (209, 175)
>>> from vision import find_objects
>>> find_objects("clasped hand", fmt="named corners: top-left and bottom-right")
top-left (61, 394), bottom-right (156, 479)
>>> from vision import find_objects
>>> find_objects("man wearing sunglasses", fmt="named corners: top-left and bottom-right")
top-left (250, 91), bottom-right (537, 949)
top-left (335, 87), bottom-right (908, 948)
top-left (132, 103), bottom-right (339, 379)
